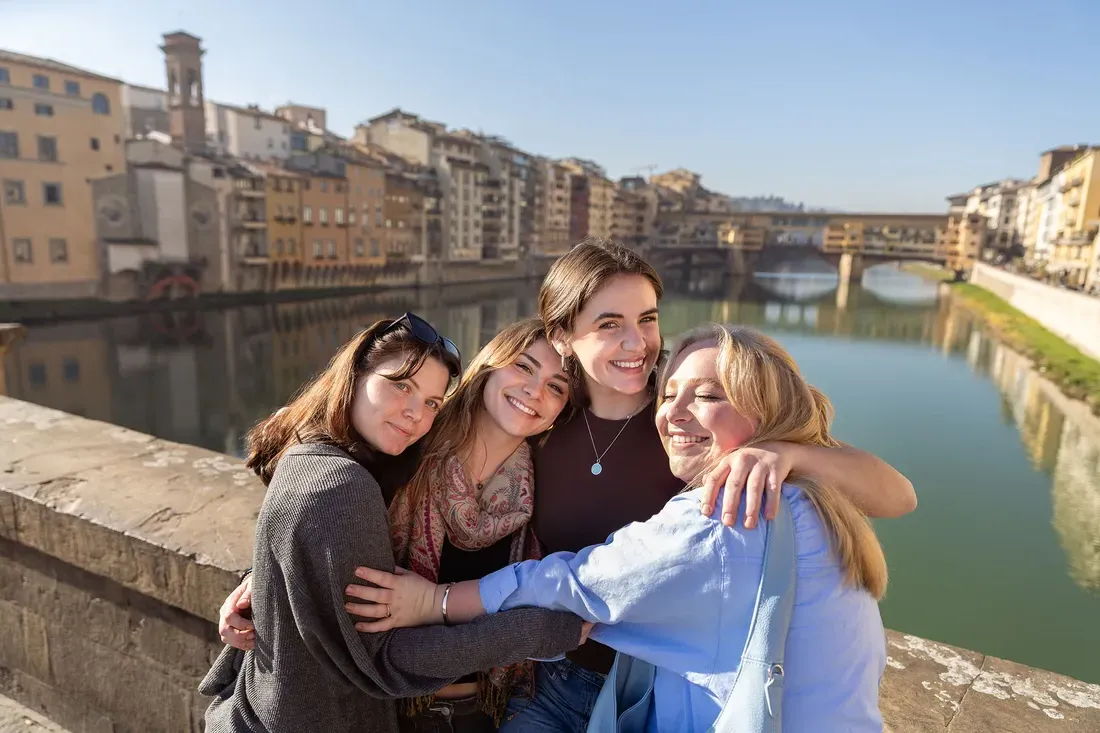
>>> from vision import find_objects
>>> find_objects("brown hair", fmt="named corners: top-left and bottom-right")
top-left (245, 317), bottom-right (460, 486)
top-left (660, 324), bottom-right (889, 599)
top-left (390, 318), bottom-right (565, 515)
top-left (537, 237), bottom-right (664, 406)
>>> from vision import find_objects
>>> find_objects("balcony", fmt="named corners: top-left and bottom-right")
top-left (235, 214), bottom-right (268, 230)
top-left (241, 240), bottom-right (269, 263)
top-left (1061, 175), bottom-right (1085, 192)
top-left (1056, 229), bottom-right (1097, 247)
top-left (235, 181), bottom-right (266, 198)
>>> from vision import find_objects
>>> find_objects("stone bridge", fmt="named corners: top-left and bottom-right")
top-left (646, 244), bottom-right (954, 284)
top-left (1, 397), bottom-right (1098, 732)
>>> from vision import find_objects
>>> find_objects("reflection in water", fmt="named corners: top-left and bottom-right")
top-left (970, 325), bottom-right (1100, 593)
top-left (3, 266), bottom-right (1099, 682)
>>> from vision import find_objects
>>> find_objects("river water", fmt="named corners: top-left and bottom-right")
top-left (3, 266), bottom-right (1098, 684)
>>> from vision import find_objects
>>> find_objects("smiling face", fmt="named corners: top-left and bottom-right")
top-left (481, 338), bottom-right (570, 439)
top-left (563, 274), bottom-right (662, 398)
top-left (351, 353), bottom-right (450, 455)
top-left (656, 340), bottom-right (757, 482)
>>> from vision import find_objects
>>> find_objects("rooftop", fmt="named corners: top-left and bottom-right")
top-left (219, 103), bottom-right (288, 125)
top-left (0, 48), bottom-right (123, 84)
top-left (250, 162), bottom-right (305, 180)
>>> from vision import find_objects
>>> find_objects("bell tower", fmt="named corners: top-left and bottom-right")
top-left (161, 31), bottom-right (207, 152)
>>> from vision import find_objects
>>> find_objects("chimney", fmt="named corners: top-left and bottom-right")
top-left (161, 31), bottom-right (207, 152)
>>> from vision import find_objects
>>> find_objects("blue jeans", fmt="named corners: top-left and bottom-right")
top-left (499, 658), bottom-right (607, 733)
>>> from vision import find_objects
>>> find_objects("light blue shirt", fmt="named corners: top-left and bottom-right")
top-left (479, 485), bottom-right (886, 732)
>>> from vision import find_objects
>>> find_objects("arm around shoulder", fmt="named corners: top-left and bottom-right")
top-left (781, 442), bottom-right (916, 518)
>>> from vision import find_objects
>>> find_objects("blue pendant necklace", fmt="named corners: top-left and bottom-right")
top-left (582, 405), bottom-right (640, 476)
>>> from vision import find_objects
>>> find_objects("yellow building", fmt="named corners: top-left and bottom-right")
top-left (823, 214), bottom-right (945, 257)
top-left (720, 214), bottom-right (769, 250)
top-left (255, 165), bottom-right (304, 285)
top-left (940, 195), bottom-right (985, 271)
top-left (1051, 148), bottom-right (1100, 288)
top-left (586, 174), bottom-right (615, 241)
top-left (611, 189), bottom-right (648, 249)
top-left (0, 50), bottom-right (126, 299)
top-left (535, 161), bottom-right (572, 255)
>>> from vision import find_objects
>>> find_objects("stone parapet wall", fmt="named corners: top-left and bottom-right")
top-left (970, 263), bottom-right (1100, 360)
top-left (0, 396), bottom-right (1098, 731)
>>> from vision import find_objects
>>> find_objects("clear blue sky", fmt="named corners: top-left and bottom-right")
top-left (4, 0), bottom-right (1097, 211)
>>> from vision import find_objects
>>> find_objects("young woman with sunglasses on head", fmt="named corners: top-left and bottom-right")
top-left (199, 314), bottom-right (586, 733)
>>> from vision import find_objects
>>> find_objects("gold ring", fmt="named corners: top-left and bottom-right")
top-left (386, 604), bottom-right (392, 618)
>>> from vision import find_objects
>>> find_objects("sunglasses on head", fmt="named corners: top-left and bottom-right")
top-left (383, 312), bottom-right (462, 376)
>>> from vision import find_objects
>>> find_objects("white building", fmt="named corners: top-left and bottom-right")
top-left (121, 84), bottom-right (170, 137)
top-left (204, 102), bottom-right (291, 161)
top-left (1034, 169), bottom-right (1066, 261)
top-left (963, 178), bottom-right (1029, 250)
top-left (1014, 183), bottom-right (1035, 248)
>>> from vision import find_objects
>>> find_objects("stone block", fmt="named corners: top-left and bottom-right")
top-left (19, 609), bottom-right (50, 683)
top-left (883, 631), bottom-right (1100, 731)
top-left (0, 666), bottom-right (115, 733)
top-left (0, 602), bottom-right (28, 674)
top-left (45, 628), bottom-right (192, 733)
top-left (131, 613), bottom-right (219, 681)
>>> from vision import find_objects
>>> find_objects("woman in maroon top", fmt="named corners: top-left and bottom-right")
top-left (490, 238), bottom-right (916, 732)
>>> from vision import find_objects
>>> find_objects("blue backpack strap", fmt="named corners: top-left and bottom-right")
top-left (711, 491), bottom-right (797, 733)
top-left (586, 652), bottom-right (656, 733)
top-left (587, 493), bottom-right (798, 733)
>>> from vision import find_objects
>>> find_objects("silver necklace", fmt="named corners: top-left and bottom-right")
top-left (582, 404), bottom-right (643, 476)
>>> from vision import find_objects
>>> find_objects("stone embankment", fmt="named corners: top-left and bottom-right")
top-left (1, 396), bottom-right (1098, 732)
top-left (969, 263), bottom-right (1100, 361)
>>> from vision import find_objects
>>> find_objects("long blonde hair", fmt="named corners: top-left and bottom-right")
top-left (391, 318), bottom-right (566, 514)
top-left (660, 324), bottom-right (888, 600)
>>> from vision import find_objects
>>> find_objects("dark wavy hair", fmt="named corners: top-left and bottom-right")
top-left (244, 317), bottom-right (460, 488)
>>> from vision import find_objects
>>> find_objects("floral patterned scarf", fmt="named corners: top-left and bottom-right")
top-left (388, 441), bottom-right (542, 721)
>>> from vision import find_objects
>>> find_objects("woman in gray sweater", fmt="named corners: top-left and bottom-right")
top-left (200, 313), bottom-right (585, 733)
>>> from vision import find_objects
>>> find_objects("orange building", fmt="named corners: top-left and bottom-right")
top-left (340, 149), bottom-right (387, 265)
top-left (384, 172), bottom-right (425, 260)
top-left (256, 165), bottom-right (304, 264)
top-left (290, 157), bottom-right (349, 267)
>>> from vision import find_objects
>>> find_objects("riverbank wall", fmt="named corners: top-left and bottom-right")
top-left (0, 256), bottom-right (559, 325)
top-left (968, 264), bottom-right (1100, 361)
top-left (1, 396), bottom-right (1098, 732)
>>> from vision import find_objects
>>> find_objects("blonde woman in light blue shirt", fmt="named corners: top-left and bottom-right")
top-left (353, 324), bottom-right (889, 732)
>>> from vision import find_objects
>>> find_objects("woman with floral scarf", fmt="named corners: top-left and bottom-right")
top-left (382, 318), bottom-right (572, 730)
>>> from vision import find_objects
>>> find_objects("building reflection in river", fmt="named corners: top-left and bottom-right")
top-left (958, 318), bottom-right (1100, 593)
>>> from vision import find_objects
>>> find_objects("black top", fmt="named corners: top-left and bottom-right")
top-left (438, 533), bottom-right (519, 683)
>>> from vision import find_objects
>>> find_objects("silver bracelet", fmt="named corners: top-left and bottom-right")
top-left (441, 583), bottom-right (455, 626)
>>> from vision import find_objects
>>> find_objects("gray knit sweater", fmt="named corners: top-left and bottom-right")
top-left (199, 443), bottom-right (582, 733)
